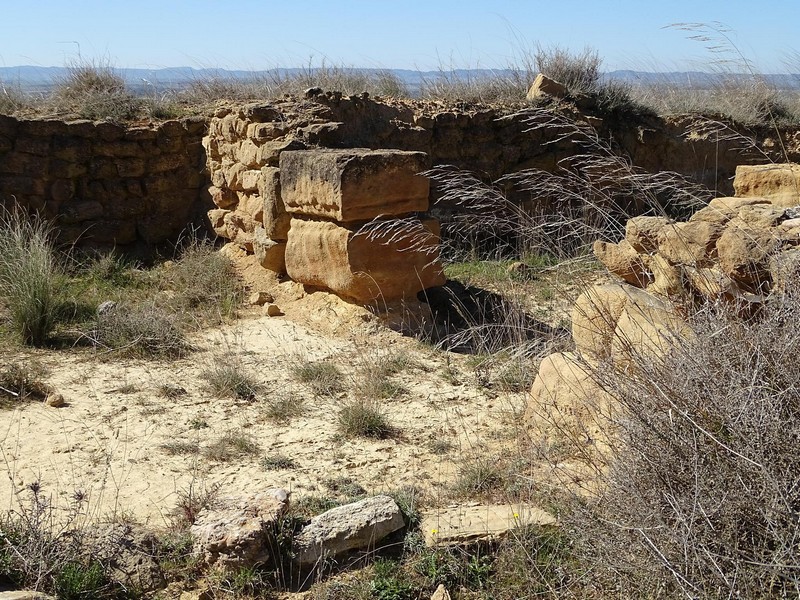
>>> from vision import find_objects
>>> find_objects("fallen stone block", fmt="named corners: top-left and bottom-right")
top-left (191, 489), bottom-right (289, 569)
top-left (421, 503), bottom-right (556, 546)
top-left (294, 495), bottom-right (405, 566)
top-left (280, 149), bottom-right (430, 222)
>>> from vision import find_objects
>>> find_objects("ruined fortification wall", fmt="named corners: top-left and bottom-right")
top-left (0, 115), bottom-right (209, 253)
top-left (1, 94), bottom-right (796, 263)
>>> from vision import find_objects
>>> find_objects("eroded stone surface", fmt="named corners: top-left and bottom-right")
top-left (280, 149), bottom-right (430, 222)
top-left (285, 217), bottom-right (445, 302)
top-left (294, 495), bottom-right (405, 566)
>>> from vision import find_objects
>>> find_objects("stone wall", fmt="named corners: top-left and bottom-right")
top-left (0, 114), bottom-right (209, 254)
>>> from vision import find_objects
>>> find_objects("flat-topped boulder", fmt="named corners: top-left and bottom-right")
top-left (285, 216), bottom-right (445, 303)
top-left (279, 149), bottom-right (430, 222)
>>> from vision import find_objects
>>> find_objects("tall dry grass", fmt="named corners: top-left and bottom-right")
top-left (0, 208), bottom-right (61, 345)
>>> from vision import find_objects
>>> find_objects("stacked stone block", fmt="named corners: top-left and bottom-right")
top-left (281, 148), bottom-right (445, 302)
top-left (203, 105), bottom-right (445, 303)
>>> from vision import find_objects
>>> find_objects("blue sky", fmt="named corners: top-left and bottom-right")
top-left (1, 0), bottom-right (798, 73)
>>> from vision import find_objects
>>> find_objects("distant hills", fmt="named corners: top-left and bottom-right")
top-left (2, 65), bottom-right (799, 95)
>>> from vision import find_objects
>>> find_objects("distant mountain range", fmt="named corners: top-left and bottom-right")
top-left (2, 65), bottom-right (799, 95)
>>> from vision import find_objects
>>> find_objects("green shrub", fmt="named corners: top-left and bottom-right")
top-left (202, 362), bottom-right (263, 401)
top-left (337, 399), bottom-right (394, 439)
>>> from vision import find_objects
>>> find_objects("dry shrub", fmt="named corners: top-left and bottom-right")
top-left (564, 291), bottom-right (800, 597)
top-left (534, 45), bottom-right (601, 95)
top-left (337, 398), bottom-right (393, 439)
top-left (51, 59), bottom-right (141, 121)
top-left (159, 236), bottom-right (242, 323)
top-left (89, 302), bottom-right (186, 358)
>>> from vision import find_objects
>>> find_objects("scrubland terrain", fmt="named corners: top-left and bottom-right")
top-left (2, 34), bottom-right (800, 600)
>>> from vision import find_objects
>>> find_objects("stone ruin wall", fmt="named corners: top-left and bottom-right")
top-left (0, 114), bottom-right (209, 254)
top-left (2, 93), bottom-right (798, 274)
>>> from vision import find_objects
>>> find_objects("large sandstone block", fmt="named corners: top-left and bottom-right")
top-left (525, 352), bottom-right (616, 457)
top-left (733, 164), bottom-right (800, 206)
top-left (293, 495), bottom-right (404, 566)
top-left (572, 283), bottom-right (686, 361)
top-left (280, 149), bottom-right (430, 222)
top-left (285, 217), bottom-right (445, 303)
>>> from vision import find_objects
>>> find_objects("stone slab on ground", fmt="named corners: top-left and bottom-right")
top-left (294, 495), bottom-right (405, 566)
top-left (421, 503), bottom-right (556, 546)
top-left (280, 149), bottom-right (430, 222)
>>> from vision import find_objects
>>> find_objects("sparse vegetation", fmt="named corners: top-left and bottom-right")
top-left (201, 361), bottom-right (264, 401)
top-left (264, 394), bottom-right (304, 423)
top-left (203, 429), bottom-right (260, 462)
top-left (261, 453), bottom-right (298, 471)
top-left (337, 398), bottom-right (394, 439)
top-left (291, 359), bottom-right (346, 396)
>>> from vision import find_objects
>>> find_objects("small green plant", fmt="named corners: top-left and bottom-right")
top-left (53, 560), bottom-right (109, 600)
top-left (370, 559), bottom-right (415, 600)
top-left (264, 394), bottom-right (304, 424)
top-left (261, 453), bottom-right (298, 471)
top-left (337, 399), bottom-right (394, 439)
top-left (291, 359), bottom-right (346, 396)
top-left (202, 362), bottom-right (263, 401)
top-left (204, 429), bottom-right (260, 462)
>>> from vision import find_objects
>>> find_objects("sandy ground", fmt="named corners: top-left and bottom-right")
top-left (0, 293), bottom-right (529, 527)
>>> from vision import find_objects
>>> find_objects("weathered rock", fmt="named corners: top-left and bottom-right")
top-left (430, 585), bottom-right (452, 600)
top-left (625, 215), bottom-right (671, 253)
top-left (253, 227), bottom-right (287, 273)
top-left (610, 293), bottom-right (689, 363)
top-left (0, 592), bottom-right (55, 600)
top-left (279, 149), bottom-right (430, 222)
top-left (87, 523), bottom-right (166, 593)
top-left (572, 283), bottom-right (685, 360)
top-left (293, 495), bottom-right (405, 566)
top-left (733, 163), bottom-right (800, 205)
top-left (769, 248), bottom-right (800, 293)
top-left (593, 239), bottom-right (650, 286)
top-left (684, 265), bottom-right (735, 301)
top-left (526, 73), bottom-right (567, 100)
top-left (44, 392), bottom-right (65, 408)
top-left (646, 253), bottom-right (685, 298)
top-left (525, 352), bottom-right (616, 456)
top-left (263, 303), bottom-right (282, 317)
top-left (285, 217), bottom-right (445, 303)
top-left (657, 221), bottom-right (723, 266)
top-left (421, 503), bottom-right (556, 547)
top-left (716, 221), bottom-right (781, 288)
top-left (258, 166), bottom-right (291, 240)
top-left (191, 488), bottom-right (289, 569)
top-left (248, 291), bottom-right (274, 306)
top-left (689, 196), bottom-right (771, 226)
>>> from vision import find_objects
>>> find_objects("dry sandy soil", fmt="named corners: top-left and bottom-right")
top-left (1, 263), bottom-right (575, 529)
